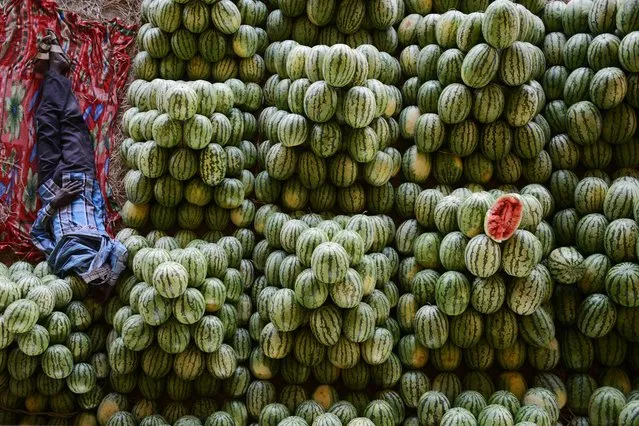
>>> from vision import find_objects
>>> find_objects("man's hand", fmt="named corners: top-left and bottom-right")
top-left (50, 180), bottom-right (83, 209)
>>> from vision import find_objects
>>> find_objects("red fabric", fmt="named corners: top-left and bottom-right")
top-left (0, 0), bottom-right (136, 260)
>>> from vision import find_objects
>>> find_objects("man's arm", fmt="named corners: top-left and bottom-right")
top-left (30, 203), bottom-right (56, 256)
top-left (31, 180), bottom-right (84, 256)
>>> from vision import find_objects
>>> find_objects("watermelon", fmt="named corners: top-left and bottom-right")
top-left (590, 67), bottom-right (628, 110)
top-left (16, 324), bottom-right (49, 356)
top-left (604, 219), bottom-right (638, 262)
top-left (415, 305), bottom-right (449, 349)
top-left (438, 83), bottom-right (472, 125)
top-left (311, 242), bottom-right (351, 285)
top-left (464, 234), bottom-right (501, 278)
top-left (484, 195), bottom-right (524, 243)
top-left (577, 293), bottom-right (617, 338)
top-left (457, 192), bottom-right (494, 238)
top-left (588, 386), bottom-right (626, 426)
top-left (482, 0), bottom-right (520, 49)
top-left (500, 41), bottom-right (533, 87)
top-left (4, 299), bottom-right (39, 334)
top-left (606, 262), bottom-right (639, 308)
top-left (417, 391), bottom-right (450, 426)
top-left (617, 0), bottom-right (639, 34)
top-left (619, 401), bottom-right (639, 426)
top-left (152, 261), bottom-right (189, 299)
top-left (620, 32), bottom-right (639, 72)
top-left (504, 84), bottom-right (539, 127)
top-left (323, 44), bottom-right (356, 88)
top-left (439, 407), bottom-right (476, 426)
top-left (547, 246), bottom-right (586, 285)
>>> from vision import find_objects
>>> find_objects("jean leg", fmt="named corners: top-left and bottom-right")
top-left (35, 72), bottom-right (68, 185)
top-left (58, 80), bottom-right (95, 175)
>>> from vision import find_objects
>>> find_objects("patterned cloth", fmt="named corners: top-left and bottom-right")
top-left (31, 172), bottom-right (128, 287)
top-left (0, 0), bottom-right (136, 260)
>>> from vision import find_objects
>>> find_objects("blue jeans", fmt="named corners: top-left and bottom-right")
top-left (35, 70), bottom-right (94, 186)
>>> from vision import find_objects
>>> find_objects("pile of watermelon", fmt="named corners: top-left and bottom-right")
top-left (256, 41), bottom-right (404, 212)
top-left (3, 0), bottom-right (639, 425)
top-left (120, 75), bottom-right (261, 231)
top-left (0, 261), bottom-right (110, 417)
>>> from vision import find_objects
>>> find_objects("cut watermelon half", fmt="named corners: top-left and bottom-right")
top-left (484, 194), bottom-right (524, 243)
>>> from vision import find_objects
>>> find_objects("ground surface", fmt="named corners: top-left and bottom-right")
top-left (58, 0), bottom-right (141, 26)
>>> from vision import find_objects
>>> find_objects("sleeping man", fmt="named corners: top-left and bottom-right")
top-left (30, 30), bottom-right (127, 301)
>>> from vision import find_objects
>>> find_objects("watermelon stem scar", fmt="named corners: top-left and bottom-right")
top-left (484, 195), bottom-right (524, 243)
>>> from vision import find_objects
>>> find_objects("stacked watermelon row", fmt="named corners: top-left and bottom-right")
top-left (263, 0), bottom-right (405, 52)
top-left (536, 0), bottom-right (639, 204)
top-left (406, 190), bottom-right (551, 341)
top-left (250, 212), bottom-right (401, 367)
top-left (540, 0), bottom-right (639, 184)
top-left (247, 0), bottom-right (411, 214)
top-left (121, 0), bottom-right (272, 230)
top-left (255, 42), bottom-right (404, 213)
top-left (538, 174), bottom-right (639, 424)
top-left (119, 77), bottom-right (261, 231)
top-left (205, 387), bottom-right (564, 426)
top-left (4, 0), bottom-right (639, 425)
top-left (0, 261), bottom-right (109, 418)
top-left (392, 0), bottom-right (557, 195)
top-left (95, 226), bottom-right (265, 425)
top-left (399, 177), bottom-right (639, 423)
top-left (533, 1), bottom-right (639, 423)
top-left (134, 0), bottom-right (269, 85)
top-left (393, 189), bottom-right (560, 400)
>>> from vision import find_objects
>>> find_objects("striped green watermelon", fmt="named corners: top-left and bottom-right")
top-left (606, 262), bottom-right (639, 308)
top-left (151, 261), bottom-right (188, 300)
top-left (588, 386), bottom-right (626, 426)
top-left (482, 0), bottom-right (520, 49)
top-left (577, 293), bottom-right (617, 339)
top-left (41, 344), bottom-right (74, 380)
top-left (500, 230), bottom-right (542, 278)
top-left (590, 67), bottom-right (627, 110)
top-left (311, 242), bottom-right (350, 285)
top-left (464, 234), bottom-right (501, 278)
top-left (16, 323), bottom-right (49, 356)
top-left (322, 44), bottom-right (356, 88)
top-left (438, 83), bottom-right (472, 125)
top-left (461, 45), bottom-right (499, 90)
top-left (151, 113), bottom-right (182, 148)
top-left (414, 305), bottom-right (448, 349)
top-left (619, 32), bottom-right (639, 72)
top-left (504, 84), bottom-right (538, 128)
top-left (619, 401), bottom-right (639, 426)
top-left (4, 299), bottom-right (39, 334)
top-left (547, 246), bottom-right (586, 285)
top-left (604, 219), bottom-right (638, 262)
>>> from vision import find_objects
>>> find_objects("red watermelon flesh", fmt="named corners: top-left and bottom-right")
top-left (484, 195), bottom-right (524, 243)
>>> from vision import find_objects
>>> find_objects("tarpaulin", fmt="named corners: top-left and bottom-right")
top-left (0, 0), bottom-right (136, 260)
